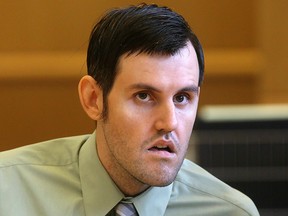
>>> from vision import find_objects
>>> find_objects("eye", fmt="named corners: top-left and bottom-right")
top-left (136, 92), bottom-right (151, 102)
top-left (173, 94), bottom-right (190, 105)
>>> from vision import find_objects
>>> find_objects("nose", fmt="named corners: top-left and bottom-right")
top-left (155, 102), bottom-right (178, 132)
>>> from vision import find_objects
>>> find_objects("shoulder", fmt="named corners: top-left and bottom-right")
top-left (0, 134), bottom-right (90, 168)
top-left (0, 135), bottom-right (90, 215)
top-left (170, 159), bottom-right (259, 216)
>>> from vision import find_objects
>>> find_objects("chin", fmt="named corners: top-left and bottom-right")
top-left (145, 174), bottom-right (176, 187)
top-left (156, 181), bottom-right (174, 187)
top-left (153, 179), bottom-right (175, 187)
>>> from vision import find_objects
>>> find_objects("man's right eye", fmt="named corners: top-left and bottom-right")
top-left (136, 92), bottom-right (151, 102)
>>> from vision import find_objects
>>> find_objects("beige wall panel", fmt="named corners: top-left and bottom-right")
top-left (0, 78), bottom-right (94, 151)
top-left (0, 0), bottom-right (256, 51)
top-left (1, 0), bottom-right (288, 150)
top-left (257, 0), bottom-right (288, 103)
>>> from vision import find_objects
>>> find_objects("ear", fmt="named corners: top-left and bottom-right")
top-left (78, 75), bottom-right (103, 120)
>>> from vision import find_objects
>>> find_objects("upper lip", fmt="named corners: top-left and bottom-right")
top-left (147, 139), bottom-right (176, 153)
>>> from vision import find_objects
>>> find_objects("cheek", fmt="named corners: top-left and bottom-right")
top-left (112, 99), bottom-right (150, 124)
top-left (177, 111), bottom-right (197, 138)
top-left (109, 102), bottom-right (149, 140)
top-left (179, 105), bottom-right (198, 124)
top-left (112, 104), bottom-right (139, 126)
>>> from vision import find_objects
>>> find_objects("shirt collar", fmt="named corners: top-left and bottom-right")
top-left (132, 184), bottom-right (172, 216)
top-left (79, 131), bottom-right (172, 216)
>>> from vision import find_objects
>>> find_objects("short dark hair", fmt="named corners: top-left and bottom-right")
top-left (87, 3), bottom-right (204, 119)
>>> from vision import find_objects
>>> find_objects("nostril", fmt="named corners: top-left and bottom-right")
top-left (164, 132), bottom-right (171, 140)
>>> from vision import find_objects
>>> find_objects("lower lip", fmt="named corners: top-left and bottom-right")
top-left (147, 149), bottom-right (175, 158)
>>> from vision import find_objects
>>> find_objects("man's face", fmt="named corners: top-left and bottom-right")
top-left (96, 42), bottom-right (200, 195)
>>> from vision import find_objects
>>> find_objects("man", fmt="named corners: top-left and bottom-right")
top-left (0, 3), bottom-right (259, 216)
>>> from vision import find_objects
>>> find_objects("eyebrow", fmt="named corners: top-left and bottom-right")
top-left (127, 83), bottom-right (199, 94)
top-left (180, 86), bottom-right (199, 94)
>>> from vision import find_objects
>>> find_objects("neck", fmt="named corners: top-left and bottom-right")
top-left (105, 162), bottom-right (150, 196)
top-left (99, 150), bottom-right (150, 196)
top-left (96, 129), bottom-right (149, 196)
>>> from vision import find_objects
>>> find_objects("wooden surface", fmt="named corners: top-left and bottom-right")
top-left (1, 0), bottom-right (288, 151)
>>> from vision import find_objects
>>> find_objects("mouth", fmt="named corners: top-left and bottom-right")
top-left (147, 140), bottom-right (176, 157)
top-left (148, 145), bottom-right (172, 153)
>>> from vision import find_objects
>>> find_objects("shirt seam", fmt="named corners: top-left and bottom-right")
top-left (173, 178), bottom-right (251, 216)
top-left (0, 160), bottom-right (78, 169)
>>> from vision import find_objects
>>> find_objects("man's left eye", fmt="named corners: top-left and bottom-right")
top-left (174, 94), bottom-right (189, 104)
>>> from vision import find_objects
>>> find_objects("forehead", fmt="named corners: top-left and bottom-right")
top-left (115, 43), bottom-right (199, 89)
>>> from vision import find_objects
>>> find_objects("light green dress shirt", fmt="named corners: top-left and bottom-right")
top-left (0, 132), bottom-right (259, 216)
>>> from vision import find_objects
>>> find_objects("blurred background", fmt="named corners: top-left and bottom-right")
top-left (0, 0), bottom-right (287, 215)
